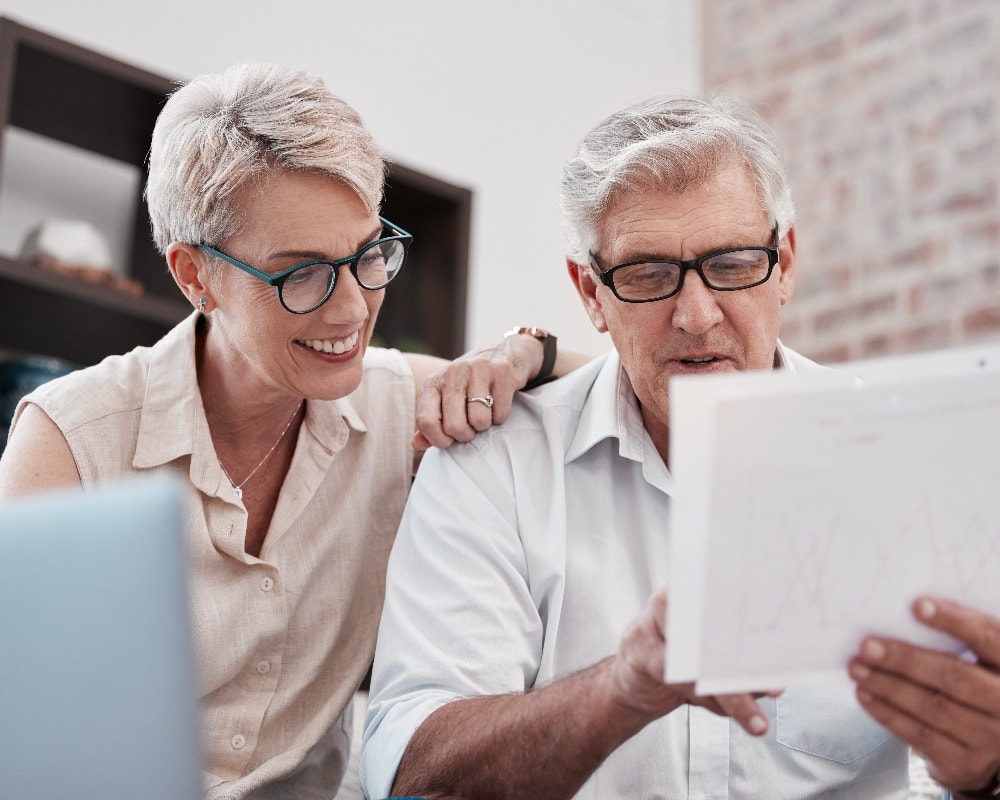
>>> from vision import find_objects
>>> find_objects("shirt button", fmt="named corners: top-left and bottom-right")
top-left (256, 660), bottom-right (271, 675)
top-left (260, 576), bottom-right (274, 592)
top-left (231, 734), bottom-right (246, 750)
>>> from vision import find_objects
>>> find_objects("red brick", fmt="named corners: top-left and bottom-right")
top-left (963, 307), bottom-right (1000, 335)
top-left (703, 0), bottom-right (1000, 360)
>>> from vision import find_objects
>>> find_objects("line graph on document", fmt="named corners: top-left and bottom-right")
top-left (742, 495), bottom-right (998, 628)
top-left (697, 383), bottom-right (1000, 680)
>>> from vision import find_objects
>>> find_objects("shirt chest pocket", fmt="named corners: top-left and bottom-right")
top-left (776, 683), bottom-right (894, 763)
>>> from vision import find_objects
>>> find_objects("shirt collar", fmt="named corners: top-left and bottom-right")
top-left (134, 313), bottom-right (204, 471)
top-left (565, 350), bottom-right (647, 465)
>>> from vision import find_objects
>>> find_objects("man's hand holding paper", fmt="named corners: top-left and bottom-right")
top-left (849, 596), bottom-right (1000, 796)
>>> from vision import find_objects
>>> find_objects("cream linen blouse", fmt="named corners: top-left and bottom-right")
top-left (18, 313), bottom-right (414, 800)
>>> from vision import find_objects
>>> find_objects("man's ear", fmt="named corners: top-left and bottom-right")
top-left (567, 259), bottom-right (609, 333)
top-left (166, 242), bottom-right (214, 312)
top-left (778, 224), bottom-right (797, 307)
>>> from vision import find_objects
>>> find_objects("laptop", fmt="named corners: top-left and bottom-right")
top-left (0, 476), bottom-right (202, 800)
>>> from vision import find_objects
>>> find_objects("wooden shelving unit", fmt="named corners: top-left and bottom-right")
top-left (0, 16), bottom-right (187, 367)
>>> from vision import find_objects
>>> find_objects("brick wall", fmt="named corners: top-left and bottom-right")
top-left (703, 0), bottom-right (1000, 362)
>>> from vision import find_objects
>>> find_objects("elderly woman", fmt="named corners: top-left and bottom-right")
top-left (0, 63), bottom-right (577, 799)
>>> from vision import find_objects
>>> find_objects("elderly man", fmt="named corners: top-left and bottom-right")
top-left (360, 95), bottom-right (1000, 799)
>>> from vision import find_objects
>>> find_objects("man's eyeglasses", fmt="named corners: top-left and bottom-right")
top-left (198, 217), bottom-right (411, 314)
top-left (589, 225), bottom-right (779, 304)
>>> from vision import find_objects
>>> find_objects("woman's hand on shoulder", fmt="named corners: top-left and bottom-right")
top-left (406, 331), bottom-right (590, 451)
top-left (406, 341), bottom-right (521, 450)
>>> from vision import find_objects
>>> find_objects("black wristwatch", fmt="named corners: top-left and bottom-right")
top-left (506, 326), bottom-right (557, 390)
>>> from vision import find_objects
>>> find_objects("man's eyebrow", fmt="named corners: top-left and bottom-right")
top-left (267, 224), bottom-right (383, 262)
top-left (616, 249), bottom-right (679, 264)
top-left (616, 235), bottom-right (770, 265)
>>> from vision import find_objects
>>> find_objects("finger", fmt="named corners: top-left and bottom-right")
top-left (853, 636), bottom-right (1000, 714)
top-left (414, 385), bottom-right (449, 448)
top-left (853, 682), bottom-right (964, 759)
top-left (622, 590), bottom-right (668, 669)
top-left (849, 653), bottom-right (994, 746)
top-left (436, 366), bottom-right (478, 443)
top-left (913, 596), bottom-right (1000, 666)
top-left (484, 369), bottom-right (517, 424)
top-left (414, 379), bottom-right (455, 449)
top-left (650, 586), bottom-right (668, 639)
top-left (411, 431), bottom-right (433, 451)
top-left (464, 394), bottom-right (496, 433)
top-left (853, 684), bottom-right (998, 790)
top-left (460, 358), bottom-right (516, 427)
top-left (711, 693), bottom-right (770, 736)
top-left (612, 589), bottom-right (675, 712)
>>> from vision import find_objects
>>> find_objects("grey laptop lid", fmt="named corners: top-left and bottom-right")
top-left (0, 476), bottom-right (202, 800)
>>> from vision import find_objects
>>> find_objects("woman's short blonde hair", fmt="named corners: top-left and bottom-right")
top-left (146, 62), bottom-right (385, 253)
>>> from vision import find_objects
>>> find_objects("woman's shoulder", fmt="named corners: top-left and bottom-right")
top-left (25, 345), bottom-right (153, 431)
top-left (326, 346), bottom-right (414, 434)
top-left (362, 345), bottom-right (412, 380)
top-left (357, 346), bottom-right (415, 398)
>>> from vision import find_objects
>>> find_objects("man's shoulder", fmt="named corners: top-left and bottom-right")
top-left (516, 351), bottom-right (607, 409)
top-left (778, 341), bottom-right (828, 373)
top-left (454, 353), bottom-right (610, 463)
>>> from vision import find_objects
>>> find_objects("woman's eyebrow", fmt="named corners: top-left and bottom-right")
top-left (267, 224), bottom-right (384, 262)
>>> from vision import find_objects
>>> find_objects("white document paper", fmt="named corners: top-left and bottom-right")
top-left (665, 343), bottom-right (1000, 694)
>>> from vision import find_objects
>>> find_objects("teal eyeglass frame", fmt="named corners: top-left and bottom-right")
top-left (197, 216), bottom-right (412, 314)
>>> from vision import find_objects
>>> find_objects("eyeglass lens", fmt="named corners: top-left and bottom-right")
top-left (612, 248), bottom-right (772, 301)
top-left (280, 238), bottom-right (406, 312)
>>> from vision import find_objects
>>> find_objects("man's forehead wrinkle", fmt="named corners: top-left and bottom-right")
top-left (604, 201), bottom-right (736, 261)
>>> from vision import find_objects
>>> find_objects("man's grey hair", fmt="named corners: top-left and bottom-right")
top-left (559, 93), bottom-right (794, 263)
top-left (146, 62), bottom-right (385, 253)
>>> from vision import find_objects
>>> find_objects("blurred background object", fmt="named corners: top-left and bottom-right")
top-left (0, 349), bottom-right (77, 453)
top-left (20, 217), bottom-right (143, 295)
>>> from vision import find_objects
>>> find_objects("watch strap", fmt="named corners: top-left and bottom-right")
top-left (506, 326), bottom-right (558, 390)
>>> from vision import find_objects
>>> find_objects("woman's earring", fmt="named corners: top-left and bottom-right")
top-left (198, 297), bottom-right (207, 313)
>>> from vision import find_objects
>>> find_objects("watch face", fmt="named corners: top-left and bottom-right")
top-left (506, 326), bottom-right (550, 340)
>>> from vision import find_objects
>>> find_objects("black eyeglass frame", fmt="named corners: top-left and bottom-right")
top-left (589, 224), bottom-right (781, 304)
top-left (197, 216), bottom-right (412, 314)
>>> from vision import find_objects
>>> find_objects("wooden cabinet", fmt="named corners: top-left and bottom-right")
top-left (380, 163), bottom-right (471, 358)
top-left (0, 17), bottom-right (470, 367)
top-left (0, 16), bottom-right (186, 366)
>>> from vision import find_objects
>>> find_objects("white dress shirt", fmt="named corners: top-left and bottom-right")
top-left (362, 342), bottom-right (909, 800)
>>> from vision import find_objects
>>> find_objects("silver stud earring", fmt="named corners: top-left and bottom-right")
top-left (198, 297), bottom-right (207, 313)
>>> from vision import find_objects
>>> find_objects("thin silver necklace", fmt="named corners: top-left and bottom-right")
top-left (220, 401), bottom-right (303, 499)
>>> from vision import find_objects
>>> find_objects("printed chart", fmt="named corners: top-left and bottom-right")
top-left (666, 343), bottom-right (1000, 693)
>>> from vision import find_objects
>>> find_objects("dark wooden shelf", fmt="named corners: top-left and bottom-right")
top-left (0, 255), bottom-right (188, 366)
top-left (0, 17), bottom-right (185, 368)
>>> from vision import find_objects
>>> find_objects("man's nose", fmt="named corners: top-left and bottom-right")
top-left (670, 270), bottom-right (724, 335)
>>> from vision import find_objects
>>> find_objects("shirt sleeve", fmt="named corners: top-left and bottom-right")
top-left (359, 439), bottom-right (545, 799)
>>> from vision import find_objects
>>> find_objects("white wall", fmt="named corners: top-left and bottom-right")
top-left (0, 0), bottom-right (700, 356)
